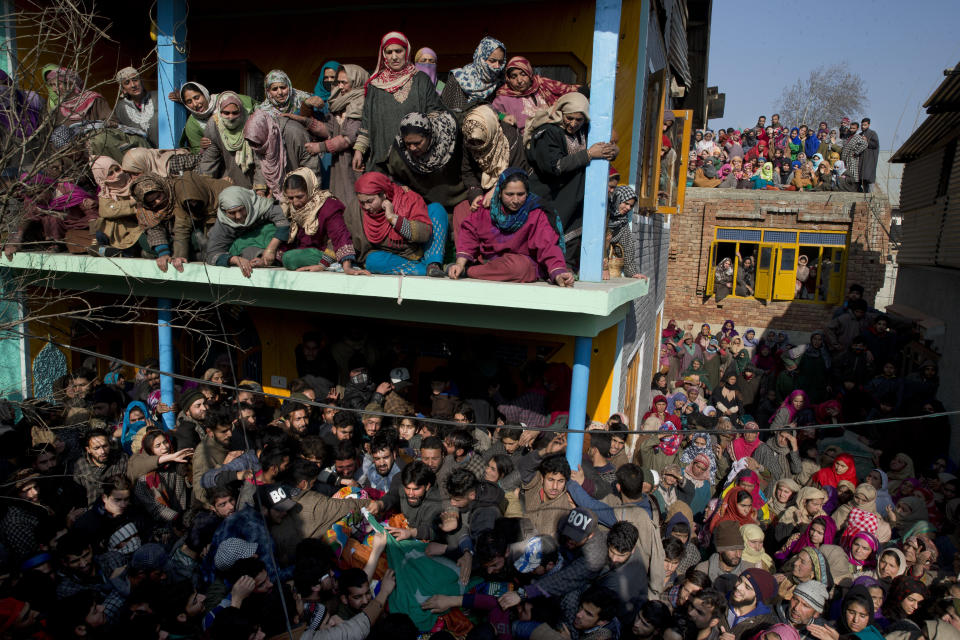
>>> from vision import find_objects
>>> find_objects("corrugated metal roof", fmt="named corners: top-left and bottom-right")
top-left (889, 111), bottom-right (960, 163)
top-left (924, 65), bottom-right (960, 112)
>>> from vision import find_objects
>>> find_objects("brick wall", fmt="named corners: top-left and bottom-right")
top-left (664, 189), bottom-right (893, 333)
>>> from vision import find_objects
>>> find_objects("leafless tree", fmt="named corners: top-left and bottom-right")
top-left (776, 64), bottom-right (868, 128)
top-left (0, 1), bottom-right (248, 416)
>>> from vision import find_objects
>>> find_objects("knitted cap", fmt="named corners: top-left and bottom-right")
top-left (713, 520), bottom-right (745, 551)
top-left (742, 568), bottom-right (777, 604)
top-left (213, 537), bottom-right (258, 572)
top-left (793, 579), bottom-right (829, 613)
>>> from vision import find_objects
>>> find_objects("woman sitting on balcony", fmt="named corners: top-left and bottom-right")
top-left (199, 91), bottom-right (256, 188)
top-left (276, 168), bottom-right (366, 275)
top-left (89, 155), bottom-right (145, 257)
top-left (353, 31), bottom-right (444, 173)
top-left (491, 56), bottom-right (581, 133)
top-left (381, 111), bottom-right (467, 209)
top-left (204, 186), bottom-right (290, 277)
top-left (352, 171), bottom-right (447, 277)
top-left (129, 171), bottom-right (232, 272)
top-left (448, 168), bottom-right (572, 285)
top-left (525, 93), bottom-right (618, 270)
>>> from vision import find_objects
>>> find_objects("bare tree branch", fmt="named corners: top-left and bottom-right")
top-left (776, 64), bottom-right (868, 127)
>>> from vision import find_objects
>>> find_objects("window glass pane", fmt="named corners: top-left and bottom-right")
top-left (780, 247), bottom-right (795, 271)
top-left (759, 246), bottom-right (772, 269)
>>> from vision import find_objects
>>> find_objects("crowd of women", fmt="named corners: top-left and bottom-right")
top-left (686, 115), bottom-right (880, 193)
top-left (1, 33), bottom-right (647, 285)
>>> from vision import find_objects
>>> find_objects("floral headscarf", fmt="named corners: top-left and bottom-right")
top-left (680, 432), bottom-right (717, 478)
top-left (259, 69), bottom-right (311, 115)
top-left (450, 36), bottom-right (506, 102)
top-left (396, 111), bottom-right (458, 174)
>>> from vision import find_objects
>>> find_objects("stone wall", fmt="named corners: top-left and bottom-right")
top-left (663, 189), bottom-right (893, 334)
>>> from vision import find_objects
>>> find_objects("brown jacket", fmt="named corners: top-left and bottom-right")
top-left (270, 490), bottom-right (370, 565)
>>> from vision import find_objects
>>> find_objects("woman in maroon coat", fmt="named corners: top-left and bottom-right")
top-left (448, 168), bottom-right (573, 285)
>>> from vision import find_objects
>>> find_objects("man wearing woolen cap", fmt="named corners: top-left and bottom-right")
top-left (726, 568), bottom-right (777, 640)
top-left (774, 579), bottom-right (830, 640)
top-left (696, 520), bottom-right (747, 583)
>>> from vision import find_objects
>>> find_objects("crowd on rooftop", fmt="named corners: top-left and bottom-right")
top-left (686, 115), bottom-right (880, 194)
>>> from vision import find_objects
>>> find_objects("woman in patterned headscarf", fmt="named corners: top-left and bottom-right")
top-left (130, 171), bottom-right (231, 269)
top-left (174, 82), bottom-right (255, 154)
top-left (492, 56), bottom-right (581, 132)
top-left (381, 111), bottom-right (467, 208)
top-left (258, 69), bottom-right (319, 116)
top-left (605, 185), bottom-right (643, 278)
top-left (441, 36), bottom-right (506, 113)
top-left (353, 31), bottom-right (444, 170)
top-left (449, 167), bottom-right (570, 285)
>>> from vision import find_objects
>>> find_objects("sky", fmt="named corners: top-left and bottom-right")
top-left (706, 0), bottom-right (960, 156)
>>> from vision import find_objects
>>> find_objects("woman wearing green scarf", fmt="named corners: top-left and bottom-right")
top-left (198, 91), bottom-right (255, 188)
top-left (175, 82), bottom-right (254, 154)
top-left (41, 64), bottom-right (62, 111)
top-left (203, 186), bottom-right (290, 276)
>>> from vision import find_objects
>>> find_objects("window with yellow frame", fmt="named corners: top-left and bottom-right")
top-left (705, 227), bottom-right (848, 304)
top-left (637, 69), bottom-right (693, 214)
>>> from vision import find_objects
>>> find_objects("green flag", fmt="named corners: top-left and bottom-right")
top-left (364, 510), bottom-right (477, 630)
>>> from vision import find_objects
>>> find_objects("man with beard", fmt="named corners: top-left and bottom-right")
top-left (362, 429), bottom-right (404, 492)
top-left (724, 569), bottom-right (777, 640)
top-left (773, 580), bottom-right (829, 640)
top-left (74, 429), bottom-right (128, 507)
top-left (381, 461), bottom-right (443, 541)
top-left (696, 521), bottom-right (747, 584)
top-left (595, 521), bottom-right (647, 623)
top-left (174, 388), bottom-right (209, 450)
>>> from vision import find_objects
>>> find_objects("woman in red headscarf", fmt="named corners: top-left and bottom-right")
top-left (353, 31), bottom-right (444, 171)
top-left (353, 172), bottom-right (447, 276)
top-left (812, 453), bottom-right (858, 488)
top-left (491, 56), bottom-right (581, 133)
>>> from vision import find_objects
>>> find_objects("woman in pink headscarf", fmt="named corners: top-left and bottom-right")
top-left (491, 56), bottom-right (581, 132)
top-left (243, 109), bottom-right (316, 198)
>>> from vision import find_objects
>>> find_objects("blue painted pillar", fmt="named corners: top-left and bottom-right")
top-left (156, 0), bottom-right (185, 430)
top-left (157, 299), bottom-right (175, 429)
top-left (156, 0), bottom-right (187, 149)
top-left (579, 0), bottom-right (623, 282)
top-left (566, 336), bottom-right (593, 468)
top-left (628, 0), bottom-right (651, 184)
